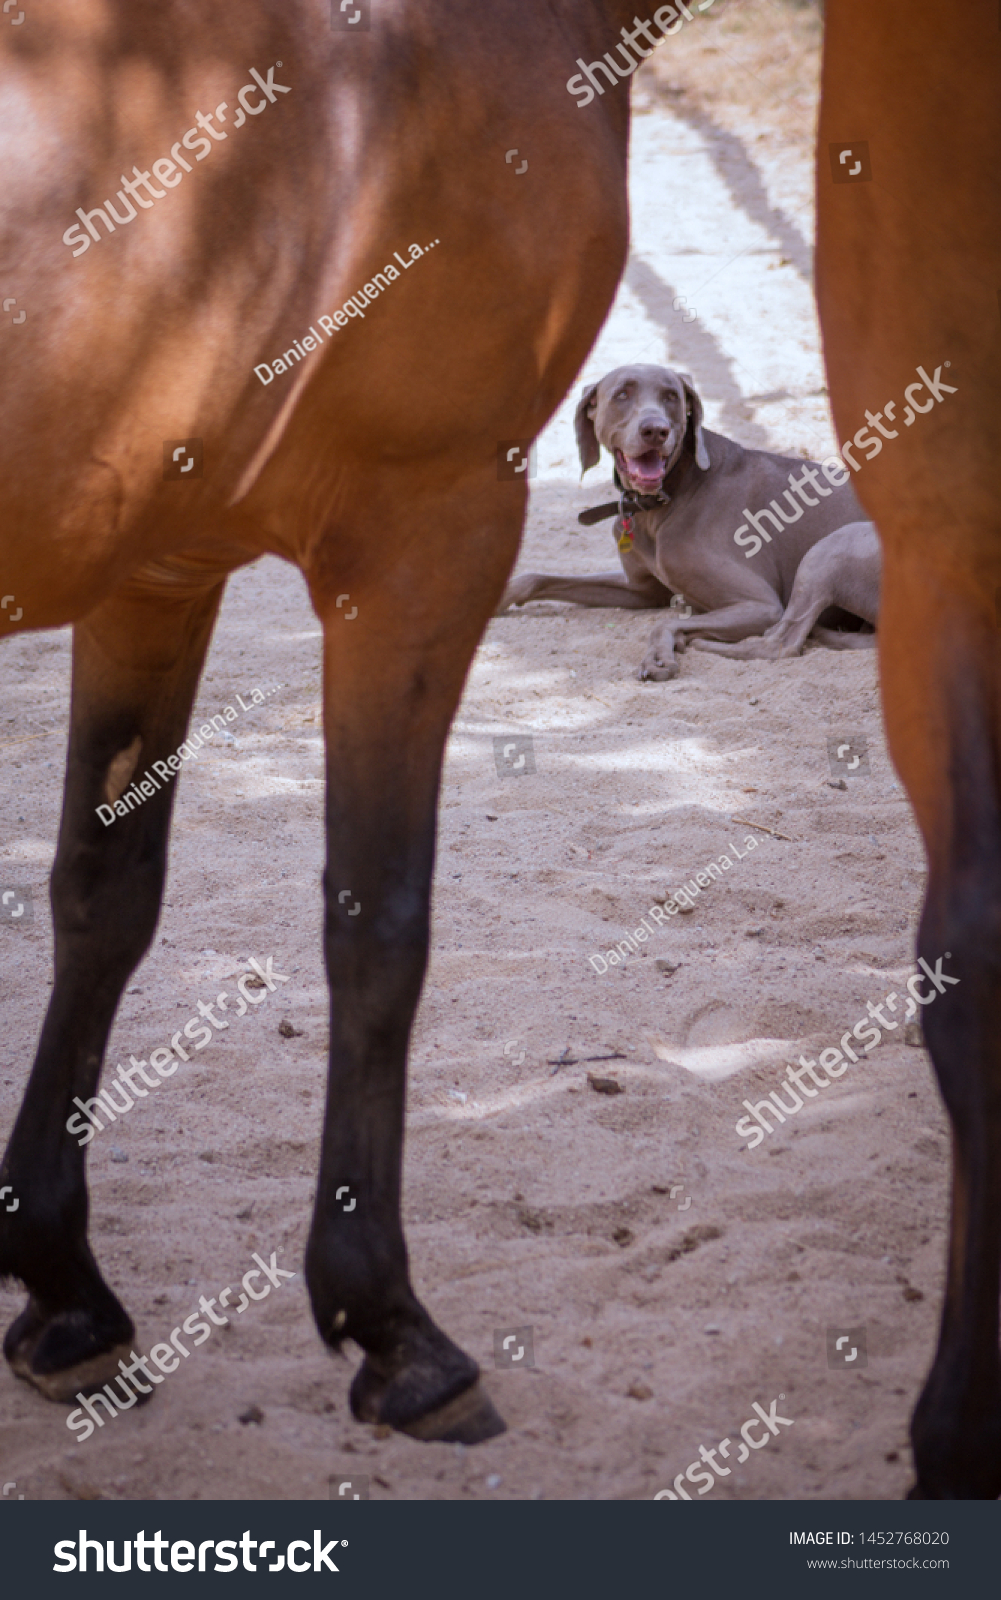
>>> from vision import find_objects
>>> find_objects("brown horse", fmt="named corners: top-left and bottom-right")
top-left (0, 0), bottom-right (998, 1494)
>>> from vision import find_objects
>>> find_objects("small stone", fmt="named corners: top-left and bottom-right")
top-left (902, 1285), bottom-right (924, 1302)
top-left (654, 958), bottom-right (680, 974)
top-left (903, 1021), bottom-right (923, 1047)
top-left (238, 1404), bottom-right (264, 1426)
top-left (278, 1019), bottom-right (303, 1038)
top-left (244, 972), bottom-right (266, 989)
top-left (885, 1451), bottom-right (899, 1463)
top-left (486, 812), bottom-right (498, 821)
top-left (486, 1474), bottom-right (502, 1489)
top-left (749, 698), bottom-right (759, 706)
top-left (581, 1335), bottom-right (593, 1348)
top-left (587, 1073), bottom-right (623, 1095)
top-left (236, 1203), bottom-right (254, 1221)
top-left (612, 1225), bottom-right (634, 1247)
top-left (109, 1147), bottom-right (128, 1163)
top-left (677, 902), bottom-right (695, 915)
top-left (627, 1381), bottom-right (653, 1401)
top-left (703, 1324), bottom-right (721, 1335)
top-left (198, 1151), bottom-right (216, 1163)
top-left (828, 778), bottom-right (847, 790)
top-left (745, 927), bottom-right (764, 938)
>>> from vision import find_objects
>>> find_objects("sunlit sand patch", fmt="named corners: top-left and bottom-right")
top-left (647, 1035), bottom-right (796, 1083)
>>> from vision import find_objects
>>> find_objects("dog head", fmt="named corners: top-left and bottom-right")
top-left (574, 364), bottom-right (709, 492)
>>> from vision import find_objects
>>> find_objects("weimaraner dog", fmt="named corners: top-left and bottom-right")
top-left (499, 365), bottom-right (881, 679)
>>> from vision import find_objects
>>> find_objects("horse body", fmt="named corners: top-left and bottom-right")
top-left (0, 0), bottom-right (631, 1440)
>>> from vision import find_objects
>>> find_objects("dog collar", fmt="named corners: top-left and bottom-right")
top-left (577, 480), bottom-right (671, 529)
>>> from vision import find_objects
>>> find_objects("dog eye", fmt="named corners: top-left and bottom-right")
top-left (614, 389), bottom-right (629, 401)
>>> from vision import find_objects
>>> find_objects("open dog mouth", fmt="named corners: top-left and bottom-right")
top-left (615, 447), bottom-right (667, 494)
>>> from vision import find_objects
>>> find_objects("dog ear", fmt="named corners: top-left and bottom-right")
top-left (574, 383), bottom-right (601, 476)
top-left (677, 372), bottom-right (710, 471)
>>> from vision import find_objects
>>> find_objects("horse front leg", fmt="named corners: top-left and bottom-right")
top-left (304, 466), bottom-right (522, 1443)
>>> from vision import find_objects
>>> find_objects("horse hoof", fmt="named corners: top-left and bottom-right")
top-left (398, 1381), bottom-right (506, 1444)
top-left (5, 1301), bottom-right (136, 1403)
top-left (9, 1337), bottom-right (137, 1403)
top-left (349, 1338), bottom-right (506, 1444)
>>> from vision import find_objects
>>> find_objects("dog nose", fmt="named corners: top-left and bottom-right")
top-left (639, 417), bottom-right (669, 445)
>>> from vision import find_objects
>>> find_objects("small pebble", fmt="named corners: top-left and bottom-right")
top-left (485, 813), bottom-right (498, 821)
top-left (749, 697), bottom-right (758, 706)
top-left (238, 1405), bottom-right (264, 1426)
top-left (486, 1474), bottom-right (502, 1489)
top-left (654, 958), bottom-right (680, 974)
top-left (587, 1073), bottom-right (623, 1095)
top-left (828, 778), bottom-right (847, 790)
top-left (110, 1147), bottom-right (128, 1164)
top-left (704, 1324), bottom-right (721, 1335)
top-left (627, 1381), bottom-right (653, 1401)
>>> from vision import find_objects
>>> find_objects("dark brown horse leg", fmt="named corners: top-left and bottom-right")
top-left (886, 611), bottom-right (1001, 1500)
top-left (819, 0), bottom-right (1001, 1498)
top-left (303, 468), bottom-right (522, 1443)
top-left (0, 575), bottom-right (226, 1399)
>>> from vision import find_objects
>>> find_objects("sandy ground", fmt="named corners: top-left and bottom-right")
top-left (0, 2), bottom-right (952, 1502)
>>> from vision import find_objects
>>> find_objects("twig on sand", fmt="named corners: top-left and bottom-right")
top-left (547, 1048), bottom-right (628, 1076)
top-left (0, 729), bottom-right (56, 752)
top-left (730, 815), bottom-right (799, 842)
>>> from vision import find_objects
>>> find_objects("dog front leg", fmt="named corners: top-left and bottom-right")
top-left (498, 568), bottom-right (669, 613)
top-left (639, 599), bottom-right (781, 680)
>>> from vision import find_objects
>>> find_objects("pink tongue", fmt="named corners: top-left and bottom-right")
top-left (626, 453), bottom-right (663, 484)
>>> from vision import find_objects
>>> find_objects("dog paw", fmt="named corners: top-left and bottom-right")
top-left (495, 576), bottom-right (536, 614)
top-left (638, 655), bottom-right (679, 682)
